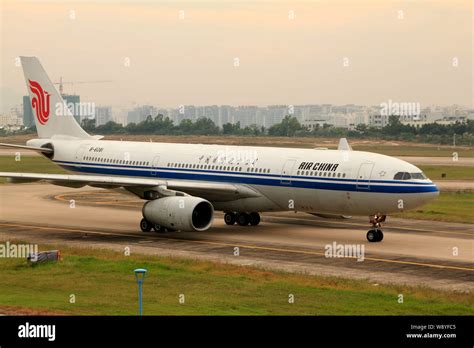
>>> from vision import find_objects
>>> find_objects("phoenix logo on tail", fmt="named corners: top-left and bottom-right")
top-left (28, 79), bottom-right (51, 125)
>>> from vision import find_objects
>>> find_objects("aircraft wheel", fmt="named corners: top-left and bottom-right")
top-left (376, 229), bottom-right (384, 242)
top-left (249, 212), bottom-right (261, 226)
top-left (366, 229), bottom-right (378, 242)
top-left (153, 223), bottom-right (166, 233)
top-left (224, 212), bottom-right (236, 225)
top-left (140, 218), bottom-right (152, 232)
top-left (237, 213), bottom-right (250, 226)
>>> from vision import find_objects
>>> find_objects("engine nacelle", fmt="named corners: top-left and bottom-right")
top-left (142, 196), bottom-right (214, 232)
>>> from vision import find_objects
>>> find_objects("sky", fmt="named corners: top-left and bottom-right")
top-left (0, 0), bottom-right (472, 113)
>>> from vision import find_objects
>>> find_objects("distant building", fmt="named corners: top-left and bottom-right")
top-left (0, 114), bottom-right (10, 126)
top-left (62, 94), bottom-right (81, 123)
top-left (218, 105), bottom-right (232, 126)
top-left (0, 107), bottom-right (23, 128)
top-left (265, 105), bottom-right (288, 128)
top-left (368, 114), bottom-right (389, 128)
top-left (94, 106), bottom-right (113, 126)
top-left (127, 105), bottom-right (156, 125)
top-left (10, 106), bottom-right (23, 126)
top-left (302, 119), bottom-right (328, 130)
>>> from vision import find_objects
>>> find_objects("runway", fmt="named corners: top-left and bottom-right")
top-left (0, 183), bottom-right (472, 292)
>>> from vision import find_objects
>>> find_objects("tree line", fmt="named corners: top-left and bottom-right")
top-left (83, 114), bottom-right (473, 145)
top-left (2, 114), bottom-right (473, 145)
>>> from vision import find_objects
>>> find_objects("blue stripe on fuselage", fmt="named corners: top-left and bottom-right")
top-left (54, 160), bottom-right (439, 194)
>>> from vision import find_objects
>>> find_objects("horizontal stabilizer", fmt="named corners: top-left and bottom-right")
top-left (0, 143), bottom-right (53, 154)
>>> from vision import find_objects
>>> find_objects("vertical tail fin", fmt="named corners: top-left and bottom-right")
top-left (20, 56), bottom-right (90, 139)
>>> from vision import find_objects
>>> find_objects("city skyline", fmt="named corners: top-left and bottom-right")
top-left (3, 98), bottom-right (470, 133)
top-left (1, 0), bottom-right (472, 115)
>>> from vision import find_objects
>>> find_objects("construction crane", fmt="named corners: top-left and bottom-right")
top-left (54, 76), bottom-right (112, 94)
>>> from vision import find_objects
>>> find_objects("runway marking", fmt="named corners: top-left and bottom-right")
top-left (53, 192), bottom-right (474, 237)
top-left (263, 215), bottom-right (474, 237)
top-left (54, 193), bottom-right (140, 205)
top-left (0, 222), bottom-right (472, 272)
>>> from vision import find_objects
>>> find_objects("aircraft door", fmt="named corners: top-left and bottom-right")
top-left (281, 159), bottom-right (296, 185)
top-left (356, 163), bottom-right (374, 190)
top-left (151, 156), bottom-right (160, 176)
top-left (74, 145), bottom-right (88, 167)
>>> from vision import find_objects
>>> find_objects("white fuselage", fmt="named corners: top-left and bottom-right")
top-left (31, 138), bottom-right (439, 216)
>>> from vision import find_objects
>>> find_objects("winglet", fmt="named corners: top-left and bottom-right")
top-left (337, 138), bottom-right (352, 151)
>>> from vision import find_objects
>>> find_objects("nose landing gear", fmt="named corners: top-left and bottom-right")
top-left (367, 213), bottom-right (386, 242)
top-left (367, 229), bottom-right (383, 242)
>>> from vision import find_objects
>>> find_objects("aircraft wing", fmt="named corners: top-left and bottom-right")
top-left (0, 172), bottom-right (260, 201)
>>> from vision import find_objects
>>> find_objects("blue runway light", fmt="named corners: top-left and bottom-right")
top-left (133, 268), bottom-right (147, 316)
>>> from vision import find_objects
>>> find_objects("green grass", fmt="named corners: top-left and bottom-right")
top-left (0, 244), bottom-right (472, 315)
top-left (419, 165), bottom-right (474, 181)
top-left (396, 192), bottom-right (474, 224)
top-left (353, 145), bottom-right (474, 158)
top-left (0, 156), bottom-right (66, 183)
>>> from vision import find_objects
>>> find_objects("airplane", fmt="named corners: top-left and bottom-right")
top-left (0, 57), bottom-right (439, 242)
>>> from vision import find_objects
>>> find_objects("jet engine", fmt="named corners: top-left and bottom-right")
top-left (142, 196), bottom-right (214, 232)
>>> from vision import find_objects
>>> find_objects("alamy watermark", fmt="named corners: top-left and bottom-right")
top-left (18, 322), bottom-right (55, 341)
top-left (0, 241), bottom-right (38, 260)
top-left (56, 101), bottom-right (96, 119)
top-left (215, 147), bottom-right (258, 166)
top-left (324, 241), bottom-right (365, 262)
top-left (380, 99), bottom-right (420, 119)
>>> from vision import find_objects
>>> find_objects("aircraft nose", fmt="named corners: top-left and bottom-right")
top-left (433, 181), bottom-right (440, 195)
top-left (426, 181), bottom-right (440, 201)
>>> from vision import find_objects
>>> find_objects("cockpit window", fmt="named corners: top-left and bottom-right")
top-left (394, 172), bottom-right (427, 180)
top-left (402, 172), bottom-right (411, 180)
top-left (394, 172), bottom-right (404, 180)
top-left (410, 172), bottom-right (427, 180)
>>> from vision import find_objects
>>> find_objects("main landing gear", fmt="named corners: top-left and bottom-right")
top-left (140, 218), bottom-right (169, 233)
top-left (366, 213), bottom-right (386, 242)
top-left (224, 212), bottom-right (261, 226)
